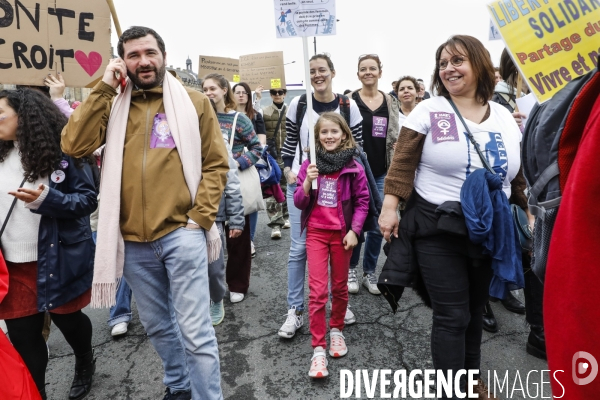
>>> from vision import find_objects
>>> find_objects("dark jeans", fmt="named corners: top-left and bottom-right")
top-left (523, 253), bottom-right (544, 328)
top-left (415, 233), bottom-right (493, 397)
top-left (225, 215), bottom-right (252, 294)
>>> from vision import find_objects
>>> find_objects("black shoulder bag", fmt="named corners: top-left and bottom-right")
top-left (0, 177), bottom-right (28, 248)
top-left (447, 98), bottom-right (532, 252)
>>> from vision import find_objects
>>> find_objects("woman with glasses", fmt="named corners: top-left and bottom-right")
top-left (346, 54), bottom-right (400, 296)
top-left (378, 35), bottom-right (526, 397)
top-left (394, 76), bottom-right (420, 124)
top-left (233, 82), bottom-right (266, 257)
top-left (278, 53), bottom-right (363, 339)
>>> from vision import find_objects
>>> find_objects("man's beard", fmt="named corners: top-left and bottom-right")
top-left (128, 63), bottom-right (166, 90)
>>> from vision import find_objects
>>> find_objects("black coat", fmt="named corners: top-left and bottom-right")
top-left (32, 155), bottom-right (98, 311)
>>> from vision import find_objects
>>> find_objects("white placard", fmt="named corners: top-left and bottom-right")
top-left (515, 93), bottom-right (537, 118)
top-left (274, 0), bottom-right (337, 38)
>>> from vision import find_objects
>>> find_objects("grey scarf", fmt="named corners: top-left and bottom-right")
top-left (315, 148), bottom-right (355, 175)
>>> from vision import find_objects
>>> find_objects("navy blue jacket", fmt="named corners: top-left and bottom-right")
top-left (31, 155), bottom-right (98, 311)
top-left (460, 169), bottom-right (524, 299)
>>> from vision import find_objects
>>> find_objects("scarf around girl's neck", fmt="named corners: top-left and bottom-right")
top-left (316, 148), bottom-right (355, 175)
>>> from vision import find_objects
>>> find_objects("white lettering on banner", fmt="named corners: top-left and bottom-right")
top-left (340, 369), bottom-right (565, 398)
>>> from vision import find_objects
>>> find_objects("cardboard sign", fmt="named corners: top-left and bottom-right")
top-left (0, 0), bottom-right (110, 87)
top-left (239, 51), bottom-right (286, 89)
top-left (198, 55), bottom-right (239, 82)
top-left (273, 0), bottom-right (337, 38)
top-left (488, 0), bottom-right (600, 103)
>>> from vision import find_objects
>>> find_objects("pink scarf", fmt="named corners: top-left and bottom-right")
top-left (91, 73), bottom-right (221, 308)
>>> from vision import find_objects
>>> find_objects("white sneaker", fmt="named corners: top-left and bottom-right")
top-left (278, 307), bottom-right (303, 338)
top-left (111, 322), bottom-right (129, 336)
top-left (282, 219), bottom-right (291, 229)
top-left (348, 269), bottom-right (359, 294)
top-left (251, 241), bottom-right (256, 258)
top-left (271, 227), bottom-right (282, 239)
top-left (308, 346), bottom-right (328, 378)
top-left (230, 292), bottom-right (245, 303)
top-left (362, 273), bottom-right (381, 295)
top-left (344, 307), bottom-right (356, 325)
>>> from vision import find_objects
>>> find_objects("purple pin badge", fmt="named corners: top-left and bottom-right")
top-left (60, 160), bottom-right (69, 169)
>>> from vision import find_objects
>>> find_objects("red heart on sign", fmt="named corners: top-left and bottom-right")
top-left (75, 51), bottom-right (103, 76)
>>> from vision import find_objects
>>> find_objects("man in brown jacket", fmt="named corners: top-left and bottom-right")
top-left (61, 27), bottom-right (228, 400)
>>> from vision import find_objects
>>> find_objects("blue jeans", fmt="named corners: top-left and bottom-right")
top-left (286, 182), bottom-right (307, 311)
top-left (350, 172), bottom-right (386, 275)
top-left (123, 227), bottom-right (222, 399)
top-left (249, 211), bottom-right (258, 242)
top-left (108, 278), bottom-right (133, 327)
top-left (93, 231), bottom-right (133, 327)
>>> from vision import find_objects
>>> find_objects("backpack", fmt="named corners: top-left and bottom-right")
top-left (491, 92), bottom-right (516, 112)
top-left (295, 93), bottom-right (352, 131)
top-left (295, 93), bottom-right (352, 165)
top-left (522, 67), bottom-right (600, 281)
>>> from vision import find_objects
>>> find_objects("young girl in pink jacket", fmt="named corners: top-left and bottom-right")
top-left (294, 112), bottom-right (370, 378)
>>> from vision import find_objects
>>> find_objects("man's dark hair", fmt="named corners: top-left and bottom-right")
top-left (117, 26), bottom-right (166, 58)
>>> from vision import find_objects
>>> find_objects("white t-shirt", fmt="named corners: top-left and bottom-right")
top-left (403, 96), bottom-right (522, 205)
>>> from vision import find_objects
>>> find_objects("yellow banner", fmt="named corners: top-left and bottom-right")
top-left (488, 0), bottom-right (600, 103)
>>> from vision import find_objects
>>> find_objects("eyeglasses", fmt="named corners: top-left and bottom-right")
top-left (270, 90), bottom-right (286, 95)
top-left (358, 54), bottom-right (379, 60)
top-left (234, 91), bottom-right (248, 96)
top-left (438, 55), bottom-right (468, 70)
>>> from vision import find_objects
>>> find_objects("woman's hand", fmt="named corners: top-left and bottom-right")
top-left (229, 229), bottom-right (242, 238)
top-left (254, 85), bottom-right (264, 100)
top-left (284, 168), bottom-right (297, 184)
top-left (343, 230), bottom-right (358, 251)
top-left (9, 184), bottom-right (44, 203)
top-left (512, 112), bottom-right (527, 127)
top-left (44, 73), bottom-right (66, 100)
top-left (379, 195), bottom-right (401, 242)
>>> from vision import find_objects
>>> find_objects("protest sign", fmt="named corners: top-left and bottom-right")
top-left (0, 0), bottom-right (110, 87)
top-left (489, 19), bottom-right (501, 40)
top-left (198, 55), bottom-right (239, 82)
top-left (239, 51), bottom-right (286, 89)
top-left (273, 0), bottom-right (337, 38)
top-left (488, 0), bottom-right (600, 103)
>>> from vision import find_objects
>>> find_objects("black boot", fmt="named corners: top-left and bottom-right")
top-left (69, 350), bottom-right (96, 400)
top-left (500, 291), bottom-right (526, 314)
top-left (526, 325), bottom-right (547, 360)
top-left (482, 301), bottom-right (498, 333)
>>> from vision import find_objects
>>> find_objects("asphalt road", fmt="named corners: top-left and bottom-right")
top-left (45, 211), bottom-right (550, 399)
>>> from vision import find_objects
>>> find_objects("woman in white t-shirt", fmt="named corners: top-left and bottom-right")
top-left (277, 53), bottom-right (364, 339)
top-left (378, 35), bottom-right (527, 397)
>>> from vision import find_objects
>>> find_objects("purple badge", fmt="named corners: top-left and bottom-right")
top-left (59, 160), bottom-right (69, 169)
top-left (430, 112), bottom-right (460, 143)
top-left (372, 116), bottom-right (388, 138)
top-left (150, 113), bottom-right (176, 149)
top-left (317, 176), bottom-right (338, 208)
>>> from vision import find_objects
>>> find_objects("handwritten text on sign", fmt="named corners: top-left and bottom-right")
top-left (488, 0), bottom-right (600, 103)
top-left (198, 55), bottom-right (239, 82)
top-left (239, 51), bottom-right (286, 89)
top-left (273, 0), bottom-right (337, 38)
top-left (0, 0), bottom-right (110, 87)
